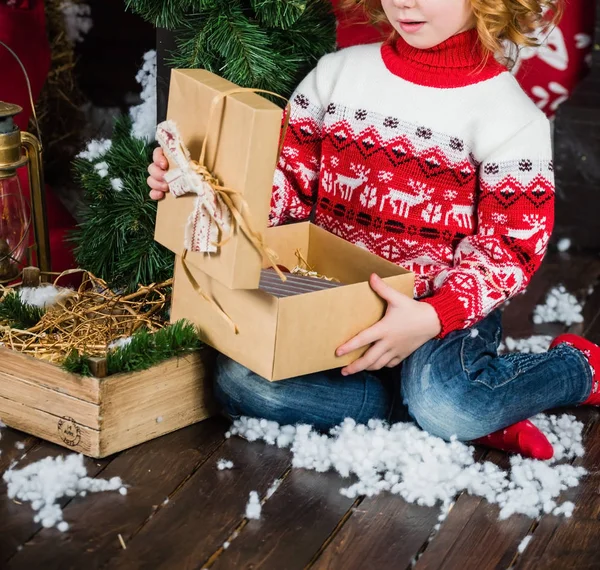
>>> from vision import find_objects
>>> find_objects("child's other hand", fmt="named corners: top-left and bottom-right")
top-left (336, 274), bottom-right (441, 375)
top-left (147, 147), bottom-right (169, 200)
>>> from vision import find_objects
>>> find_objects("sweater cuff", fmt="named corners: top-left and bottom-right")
top-left (421, 288), bottom-right (470, 338)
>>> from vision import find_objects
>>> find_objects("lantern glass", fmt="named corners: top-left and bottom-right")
top-left (0, 172), bottom-right (30, 282)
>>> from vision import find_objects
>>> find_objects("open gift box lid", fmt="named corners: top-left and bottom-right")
top-left (154, 69), bottom-right (285, 290)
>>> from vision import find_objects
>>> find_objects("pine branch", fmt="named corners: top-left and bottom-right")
top-left (251, 0), bottom-right (307, 29)
top-left (0, 291), bottom-right (45, 330)
top-left (61, 320), bottom-right (202, 376)
top-left (165, 0), bottom-right (336, 97)
top-left (71, 116), bottom-right (174, 293)
top-left (106, 320), bottom-right (202, 374)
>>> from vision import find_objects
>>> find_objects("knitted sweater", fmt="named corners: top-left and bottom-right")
top-left (269, 29), bottom-right (554, 337)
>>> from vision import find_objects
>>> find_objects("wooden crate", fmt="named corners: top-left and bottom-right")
top-left (0, 347), bottom-right (217, 458)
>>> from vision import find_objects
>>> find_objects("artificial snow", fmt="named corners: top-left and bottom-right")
top-left (15, 442), bottom-right (25, 450)
top-left (518, 535), bottom-right (532, 553)
top-left (77, 138), bottom-right (112, 161)
top-left (129, 50), bottom-right (157, 142)
top-left (557, 238), bottom-right (571, 253)
top-left (217, 459), bottom-right (234, 471)
top-left (60, 1), bottom-right (92, 44)
top-left (265, 478), bottom-right (282, 499)
top-left (3, 454), bottom-right (125, 531)
top-left (500, 335), bottom-right (553, 354)
top-left (18, 285), bottom-right (70, 309)
top-left (108, 336), bottom-right (132, 350)
top-left (245, 491), bottom-right (261, 520)
top-left (533, 285), bottom-right (583, 326)
top-left (94, 161), bottom-right (109, 178)
top-left (228, 414), bottom-right (586, 521)
top-left (111, 178), bottom-right (124, 192)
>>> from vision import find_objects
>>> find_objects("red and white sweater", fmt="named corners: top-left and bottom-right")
top-left (269, 29), bottom-right (554, 337)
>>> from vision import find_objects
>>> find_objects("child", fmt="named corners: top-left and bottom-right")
top-left (148, 0), bottom-right (599, 460)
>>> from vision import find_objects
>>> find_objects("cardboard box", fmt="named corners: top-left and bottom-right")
top-left (155, 69), bottom-right (414, 381)
top-left (0, 347), bottom-right (216, 457)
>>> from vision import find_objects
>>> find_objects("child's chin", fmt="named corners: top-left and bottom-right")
top-left (398, 35), bottom-right (437, 50)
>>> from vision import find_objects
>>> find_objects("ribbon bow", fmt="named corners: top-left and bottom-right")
top-left (156, 120), bottom-right (232, 254)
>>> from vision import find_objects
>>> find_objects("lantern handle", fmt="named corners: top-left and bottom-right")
top-left (0, 40), bottom-right (42, 149)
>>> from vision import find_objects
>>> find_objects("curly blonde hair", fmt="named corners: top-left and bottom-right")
top-left (339, 0), bottom-right (564, 68)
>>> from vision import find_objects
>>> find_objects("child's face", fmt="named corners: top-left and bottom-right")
top-left (381, 0), bottom-right (475, 49)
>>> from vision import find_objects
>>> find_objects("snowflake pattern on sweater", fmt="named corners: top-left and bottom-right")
top-left (269, 30), bottom-right (554, 337)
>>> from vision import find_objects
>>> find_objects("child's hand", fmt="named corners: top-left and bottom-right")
top-left (336, 274), bottom-right (441, 375)
top-left (147, 147), bottom-right (169, 200)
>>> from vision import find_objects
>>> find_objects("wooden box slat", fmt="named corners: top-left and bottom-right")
top-left (0, 395), bottom-right (101, 457)
top-left (0, 347), bottom-right (100, 402)
top-left (99, 351), bottom-right (217, 457)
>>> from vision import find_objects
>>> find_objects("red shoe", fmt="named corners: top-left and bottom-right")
top-left (550, 334), bottom-right (600, 406)
top-left (473, 419), bottom-right (554, 460)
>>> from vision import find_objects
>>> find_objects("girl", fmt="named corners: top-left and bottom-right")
top-left (148, 0), bottom-right (600, 460)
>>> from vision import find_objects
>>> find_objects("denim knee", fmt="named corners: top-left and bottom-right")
top-left (401, 352), bottom-right (491, 441)
top-left (214, 354), bottom-right (287, 421)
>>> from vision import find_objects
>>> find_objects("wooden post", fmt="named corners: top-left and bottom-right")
top-left (88, 357), bottom-right (108, 379)
top-left (22, 266), bottom-right (41, 288)
top-left (552, 8), bottom-right (600, 249)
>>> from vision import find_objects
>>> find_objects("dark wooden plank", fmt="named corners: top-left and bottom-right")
top-left (410, 451), bottom-right (533, 570)
top-left (104, 436), bottom-right (292, 570)
top-left (310, 494), bottom-right (438, 570)
top-left (310, 447), bottom-right (488, 570)
top-left (516, 420), bottom-right (600, 570)
top-left (5, 417), bottom-right (229, 570)
top-left (210, 469), bottom-right (356, 570)
top-left (0, 428), bottom-right (38, 473)
top-left (0, 441), bottom-right (111, 563)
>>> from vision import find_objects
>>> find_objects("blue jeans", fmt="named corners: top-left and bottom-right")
top-left (213, 310), bottom-right (592, 441)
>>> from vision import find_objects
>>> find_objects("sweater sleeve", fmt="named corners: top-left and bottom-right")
top-left (421, 116), bottom-right (555, 337)
top-left (268, 66), bottom-right (326, 227)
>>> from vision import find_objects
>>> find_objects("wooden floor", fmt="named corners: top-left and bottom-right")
top-left (2, 251), bottom-right (600, 570)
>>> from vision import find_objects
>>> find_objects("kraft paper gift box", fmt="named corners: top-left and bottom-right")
top-left (155, 69), bottom-right (414, 381)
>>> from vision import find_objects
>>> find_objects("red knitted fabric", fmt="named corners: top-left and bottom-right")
top-left (381, 30), bottom-right (506, 88)
top-left (270, 30), bottom-right (555, 336)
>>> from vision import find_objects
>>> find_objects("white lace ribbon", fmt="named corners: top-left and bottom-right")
top-left (156, 120), bottom-right (232, 254)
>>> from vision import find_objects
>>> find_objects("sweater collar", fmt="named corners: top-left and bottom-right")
top-left (380, 29), bottom-right (506, 88)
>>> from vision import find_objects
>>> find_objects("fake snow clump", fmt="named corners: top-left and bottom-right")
top-left (77, 138), bottom-right (112, 161)
top-left (500, 335), bottom-right (553, 354)
top-left (60, 1), bottom-right (93, 44)
top-left (19, 285), bottom-right (70, 309)
top-left (228, 414), bottom-right (585, 521)
top-left (217, 459), bottom-right (234, 470)
top-left (108, 336), bottom-right (132, 351)
top-left (557, 238), bottom-right (571, 253)
top-left (3, 454), bottom-right (126, 531)
top-left (533, 285), bottom-right (583, 326)
top-left (129, 50), bottom-right (157, 142)
top-left (518, 535), bottom-right (532, 553)
top-left (245, 491), bottom-right (261, 520)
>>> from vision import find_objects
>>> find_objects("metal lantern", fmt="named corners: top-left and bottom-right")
top-left (0, 101), bottom-right (49, 282)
